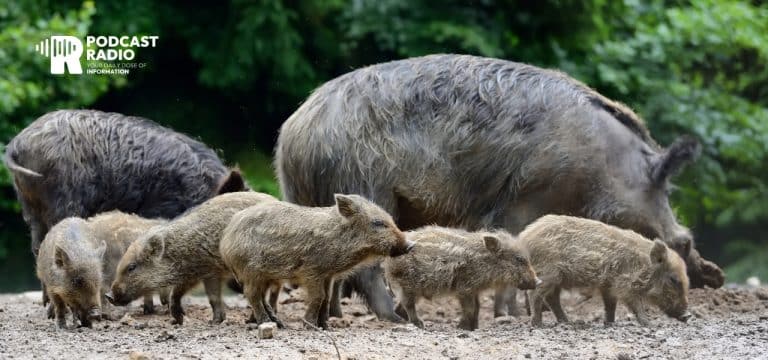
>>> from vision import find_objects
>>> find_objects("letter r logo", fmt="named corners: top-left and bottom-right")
top-left (35, 36), bottom-right (83, 74)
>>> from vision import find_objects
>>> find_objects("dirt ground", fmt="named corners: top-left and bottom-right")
top-left (0, 286), bottom-right (766, 359)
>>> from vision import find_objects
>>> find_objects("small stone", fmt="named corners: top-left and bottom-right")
top-left (746, 276), bottom-right (761, 287)
top-left (755, 289), bottom-right (768, 301)
top-left (246, 323), bottom-right (259, 331)
top-left (258, 322), bottom-right (277, 339)
top-left (133, 322), bottom-right (148, 330)
top-left (524, 354), bottom-right (531, 358)
top-left (456, 332), bottom-right (470, 338)
top-left (129, 351), bottom-right (150, 360)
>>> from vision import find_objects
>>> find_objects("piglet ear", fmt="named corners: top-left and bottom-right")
top-left (335, 194), bottom-right (359, 218)
top-left (146, 236), bottom-right (165, 260)
top-left (650, 239), bottom-right (668, 265)
top-left (54, 246), bottom-right (71, 269)
top-left (483, 235), bottom-right (501, 253)
top-left (652, 136), bottom-right (700, 184)
top-left (216, 169), bottom-right (247, 194)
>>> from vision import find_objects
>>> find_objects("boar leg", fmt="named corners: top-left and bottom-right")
top-left (600, 288), bottom-right (617, 324)
top-left (530, 289), bottom-right (546, 326)
top-left (169, 281), bottom-right (196, 325)
top-left (347, 264), bottom-right (402, 322)
top-left (51, 294), bottom-right (68, 329)
top-left (317, 278), bottom-right (335, 330)
top-left (267, 282), bottom-right (280, 315)
top-left (303, 278), bottom-right (331, 330)
top-left (203, 277), bottom-right (226, 324)
top-left (243, 280), bottom-right (272, 325)
top-left (329, 281), bottom-right (343, 318)
top-left (626, 300), bottom-right (650, 326)
top-left (142, 295), bottom-right (155, 315)
top-left (457, 293), bottom-right (480, 331)
top-left (546, 287), bottom-right (568, 323)
top-left (159, 288), bottom-right (170, 307)
top-left (494, 286), bottom-right (518, 317)
top-left (400, 291), bottom-right (423, 328)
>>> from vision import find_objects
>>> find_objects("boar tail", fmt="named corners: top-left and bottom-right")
top-left (3, 147), bottom-right (42, 177)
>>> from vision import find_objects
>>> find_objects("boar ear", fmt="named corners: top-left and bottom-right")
top-left (54, 246), bottom-right (71, 268)
top-left (97, 240), bottom-right (107, 259)
top-left (145, 236), bottom-right (165, 259)
top-left (216, 169), bottom-right (246, 194)
top-left (483, 235), bottom-right (501, 253)
top-left (650, 239), bottom-right (668, 265)
top-left (652, 135), bottom-right (700, 184)
top-left (335, 194), bottom-right (360, 218)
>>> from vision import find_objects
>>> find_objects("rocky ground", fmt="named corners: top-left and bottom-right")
top-left (0, 286), bottom-right (766, 359)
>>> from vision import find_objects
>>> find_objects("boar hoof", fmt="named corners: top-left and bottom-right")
top-left (411, 319), bottom-right (424, 329)
top-left (457, 320), bottom-right (476, 331)
top-left (170, 315), bottom-right (184, 326)
top-left (394, 304), bottom-right (408, 320)
top-left (46, 305), bottom-right (55, 319)
top-left (143, 304), bottom-right (156, 315)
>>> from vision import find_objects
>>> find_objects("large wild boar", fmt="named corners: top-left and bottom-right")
top-left (3, 109), bottom-right (246, 258)
top-left (520, 215), bottom-right (691, 326)
top-left (275, 54), bottom-right (724, 320)
top-left (107, 191), bottom-right (277, 325)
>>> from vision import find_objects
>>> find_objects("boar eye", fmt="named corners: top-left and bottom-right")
top-left (514, 255), bottom-right (526, 264)
top-left (127, 263), bottom-right (137, 273)
top-left (71, 276), bottom-right (84, 288)
top-left (371, 219), bottom-right (386, 228)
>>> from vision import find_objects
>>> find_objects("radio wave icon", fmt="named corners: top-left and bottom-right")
top-left (35, 36), bottom-right (83, 74)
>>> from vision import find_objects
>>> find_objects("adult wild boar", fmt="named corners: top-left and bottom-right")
top-left (275, 54), bottom-right (724, 321)
top-left (4, 109), bottom-right (246, 258)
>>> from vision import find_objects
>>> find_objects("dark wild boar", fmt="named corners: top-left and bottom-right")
top-left (4, 109), bottom-right (246, 258)
top-left (385, 226), bottom-right (539, 330)
top-left (275, 54), bottom-right (723, 320)
top-left (107, 192), bottom-right (277, 325)
top-left (220, 194), bottom-right (414, 330)
top-left (520, 215), bottom-right (691, 326)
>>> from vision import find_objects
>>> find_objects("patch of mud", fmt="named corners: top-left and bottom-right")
top-left (0, 287), bottom-right (766, 359)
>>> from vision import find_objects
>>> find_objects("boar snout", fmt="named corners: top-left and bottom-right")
top-left (390, 240), bottom-right (415, 257)
top-left (105, 289), bottom-right (131, 306)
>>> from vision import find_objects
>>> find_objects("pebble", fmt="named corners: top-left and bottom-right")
top-left (128, 351), bottom-right (150, 360)
top-left (258, 322), bottom-right (276, 339)
top-left (493, 316), bottom-right (515, 325)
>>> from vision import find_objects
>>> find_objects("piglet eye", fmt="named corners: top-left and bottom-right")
top-left (127, 263), bottom-right (137, 273)
top-left (371, 219), bottom-right (386, 228)
top-left (514, 255), bottom-right (527, 264)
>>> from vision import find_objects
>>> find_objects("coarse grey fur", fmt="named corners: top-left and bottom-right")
top-left (107, 192), bottom-right (277, 325)
top-left (275, 54), bottom-right (723, 319)
top-left (385, 226), bottom-right (539, 330)
top-left (220, 194), bottom-right (414, 330)
top-left (3, 109), bottom-right (246, 258)
top-left (520, 215), bottom-right (691, 326)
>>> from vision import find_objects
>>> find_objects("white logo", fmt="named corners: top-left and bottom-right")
top-left (35, 36), bottom-right (83, 74)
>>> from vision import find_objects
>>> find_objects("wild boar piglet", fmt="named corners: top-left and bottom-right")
top-left (385, 226), bottom-right (540, 330)
top-left (520, 215), bottom-right (691, 326)
top-left (37, 212), bottom-right (168, 328)
top-left (107, 191), bottom-right (277, 325)
top-left (220, 194), bottom-right (414, 330)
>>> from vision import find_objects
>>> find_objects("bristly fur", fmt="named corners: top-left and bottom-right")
top-left (4, 109), bottom-right (245, 256)
top-left (275, 54), bottom-right (716, 318)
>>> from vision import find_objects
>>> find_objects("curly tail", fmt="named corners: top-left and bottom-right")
top-left (3, 148), bottom-right (43, 177)
top-left (3, 146), bottom-right (42, 177)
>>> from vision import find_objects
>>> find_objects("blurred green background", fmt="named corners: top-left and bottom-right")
top-left (1, 0), bottom-right (766, 291)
